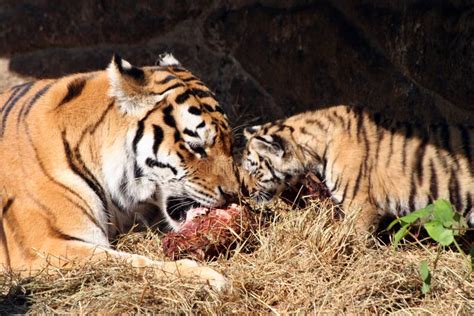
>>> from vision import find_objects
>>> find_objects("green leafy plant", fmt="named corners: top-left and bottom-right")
top-left (388, 199), bottom-right (472, 294)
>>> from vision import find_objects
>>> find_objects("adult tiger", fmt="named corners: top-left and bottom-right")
top-left (241, 105), bottom-right (473, 231)
top-left (0, 54), bottom-right (239, 291)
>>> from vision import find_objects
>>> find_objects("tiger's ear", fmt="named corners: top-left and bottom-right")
top-left (157, 52), bottom-right (181, 67)
top-left (107, 54), bottom-right (162, 115)
top-left (251, 136), bottom-right (284, 158)
top-left (244, 125), bottom-right (262, 140)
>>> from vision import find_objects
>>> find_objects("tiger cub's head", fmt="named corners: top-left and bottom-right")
top-left (105, 54), bottom-right (239, 231)
top-left (241, 123), bottom-right (305, 202)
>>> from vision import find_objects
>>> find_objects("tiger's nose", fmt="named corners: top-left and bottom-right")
top-left (218, 186), bottom-right (238, 203)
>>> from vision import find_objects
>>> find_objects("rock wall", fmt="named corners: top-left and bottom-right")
top-left (1, 0), bottom-right (473, 126)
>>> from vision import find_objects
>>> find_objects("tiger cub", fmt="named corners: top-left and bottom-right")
top-left (241, 105), bottom-right (473, 231)
top-left (0, 54), bottom-right (239, 291)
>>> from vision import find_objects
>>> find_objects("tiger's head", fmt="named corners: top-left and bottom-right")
top-left (241, 123), bottom-right (306, 203)
top-left (103, 54), bottom-right (239, 231)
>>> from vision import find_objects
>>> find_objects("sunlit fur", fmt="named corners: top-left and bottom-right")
top-left (241, 105), bottom-right (473, 231)
top-left (0, 54), bottom-right (238, 283)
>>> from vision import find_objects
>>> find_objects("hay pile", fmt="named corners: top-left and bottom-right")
top-left (1, 199), bottom-right (472, 314)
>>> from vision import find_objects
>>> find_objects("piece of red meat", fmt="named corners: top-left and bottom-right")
top-left (162, 204), bottom-right (254, 260)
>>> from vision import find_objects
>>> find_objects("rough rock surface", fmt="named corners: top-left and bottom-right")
top-left (1, 0), bottom-right (472, 126)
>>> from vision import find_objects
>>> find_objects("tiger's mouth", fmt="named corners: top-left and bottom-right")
top-left (166, 196), bottom-right (202, 222)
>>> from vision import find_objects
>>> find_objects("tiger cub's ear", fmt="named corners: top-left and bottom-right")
top-left (251, 136), bottom-right (284, 158)
top-left (107, 54), bottom-right (162, 115)
top-left (244, 125), bottom-right (262, 140)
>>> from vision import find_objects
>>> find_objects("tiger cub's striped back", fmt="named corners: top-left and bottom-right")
top-left (241, 105), bottom-right (473, 231)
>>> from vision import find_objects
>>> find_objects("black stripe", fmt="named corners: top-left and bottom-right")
top-left (465, 193), bottom-right (472, 216)
top-left (134, 161), bottom-right (143, 178)
top-left (146, 158), bottom-right (177, 175)
top-left (170, 66), bottom-right (188, 73)
top-left (351, 165), bottom-right (364, 200)
top-left (321, 145), bottom-right (329, 176)
top-left (340, 182), bottom-right (349, 204)
top-left (0, 82), bottom-right (34, 137)
top-left (0, 83), bottom-right (24, 111)
top-left (183, 128), bottom-right (198, 137)
top-left (49, 224), bottom-right (88, 243)
top-left (188, 106), bottom-right (201, 115)
top-left (132, 122), bottom-right (145, 153)
top-left (57, 78), bottom-right (86, 107)
top-left (153, 82), bottom-right (184, 96)
top-left (385, 127), bottom-right (395, 168)
top-left (459, 125), bottom-right (472, 166)
top-left (331, 175), bottom-right (342, 192)
top-left (263, 159), bottom-right (279, 181)
top-left (0, 197), bottom-right (13, 267)
top-left (163, 105), bottom-right (176, 128)
top-left (62, 133), bottom-right (107, 209)
top-left (182, 76), bottom-right (198, 82)
top-left (134, 106), bottom-right (164, 152)
top-left (152, 124), bottom-right (164, 153)
top-left (438, 123), bottom-right (451, 151)
top-left (255, 136), bottom-right (272, 145)
top-left (174, 130), bottom-right (181, 143)
top-left (306, 119), bottom-right (325, 131)
top-left (176, 152), bottom-right (184, 162)
top-left (429, 160), bottom-right (438, 201)
top-left (196, 121), bottom-right (205, 128)
top-left (333, 112), bottom-right (346, 126)
top-left (64, 195), bottom-right (107, 236)
top-left (448, 169), bottom-right (461, 212)
top-left (402, 124), bottom-right (414, 171)
top-left (191, 88), bottom-right (211, 98)
top-left (2, 198), bottom-right (14, 216)
top-left (408, 175), bottom-right (417, 211)
top-left (155, 75), bottom-right (175, 84)
top-left (355, 113), bottom-right (364, 141)
top-left (175, 90), bottom-right (191, 104)
top-left (23, 124), bottom-right (98, 222)
top-left (191, 146), bottom-right (207, 157)
top-left (203, 104), bottom-right (215, 112)
top-left (374, 125), bottom-right (384, 162)
top-left (19, 83), bottom-right (53, 123)
top-left (215, 106), bottom-right (225, 115)
top-left (414, 135), bottom-right (428, 184)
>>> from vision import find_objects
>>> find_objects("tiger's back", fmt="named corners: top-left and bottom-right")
top-left (242, 105), bottom-right (473, 230)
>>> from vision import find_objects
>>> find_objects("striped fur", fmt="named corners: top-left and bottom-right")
top-left (0, 54), bottom-right (238, 290)
top-left (241, 105), bottom-right (473, 231)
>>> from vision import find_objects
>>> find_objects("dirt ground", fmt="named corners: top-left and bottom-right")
top-left (0, 63), bottom-right (472, 314)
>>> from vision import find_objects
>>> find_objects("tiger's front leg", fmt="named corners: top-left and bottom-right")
top-left (16, 238), bottom-right (230, 292)
top-left (1, 199), bottom-right (229, 292)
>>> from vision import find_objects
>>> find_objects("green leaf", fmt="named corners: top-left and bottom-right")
top-left (433, 199), bottom-right (454, 225)
top-left (419, 260), bottom-right (430, 280)
top-left (392, 224), bottom-right (410, 249)
top-left (424, 221), bottom-right (454, 246)
top-left (421, 282), bottom-right (431, 294)
top-left (399, 205), bottom-right (433, 225)
top-left (419, 260), bottom-right (431, 294)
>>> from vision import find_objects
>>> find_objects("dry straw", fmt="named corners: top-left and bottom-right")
top-left (1, 199), bottom-right (472, 314)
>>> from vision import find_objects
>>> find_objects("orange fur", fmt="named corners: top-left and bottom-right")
top-left (242, 105), bottom-right (473, 231)
top-left (0, 55), bottom-right (239, 291)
